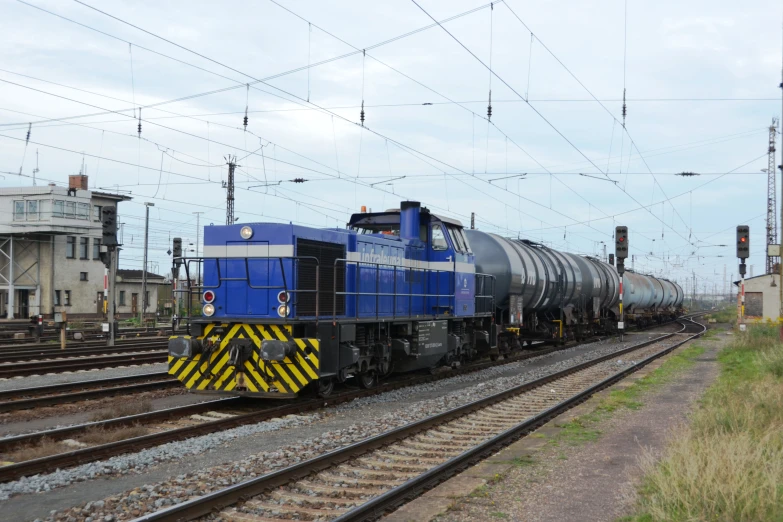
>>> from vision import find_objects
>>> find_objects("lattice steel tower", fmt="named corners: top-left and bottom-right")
top-left (767, 118), bottom-right (779, 274)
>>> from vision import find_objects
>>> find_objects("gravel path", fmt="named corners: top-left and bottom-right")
top-left (0, 327), bottom-right (678, 521)
top-left (437, 327), bottom-right (725, 522)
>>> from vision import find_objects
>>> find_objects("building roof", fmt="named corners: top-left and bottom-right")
top-left (733, 273), bottom-right (779, 286)
top-left (117, 269), bottom-right (166, 281)
top-left (91, 191), bottom-right (133, 202)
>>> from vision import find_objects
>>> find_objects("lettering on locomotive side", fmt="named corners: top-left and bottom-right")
top-left (359, 250), bottom-right (405, 266)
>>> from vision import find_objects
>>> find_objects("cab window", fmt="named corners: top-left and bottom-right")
top-left (431, 224), bottom-right (448, 250)
top-left (458, 228), bottom-right (472, 253)
top-left (447, 226), bottom-right (465, 253)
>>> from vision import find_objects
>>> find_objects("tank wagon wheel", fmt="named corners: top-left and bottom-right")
top-left (316, 377), bottom-right (334, 398)
top-left (358, 371), bottom-right (378, 389)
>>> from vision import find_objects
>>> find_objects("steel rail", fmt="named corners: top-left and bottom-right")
top-left (0, 342), bottom-right (167, 363)
top-left (0, 317), bottom-right (690, 484)
top-left (132, 317), bottom-right (704, 522)
top-left (0, 352), bottom-right (166, 378)
top-left (0, 376), bottom-right (178, 413)
top-left (0, 330), bottom-right (617, 483)
top-left (0, 371), bottom-right (169, 402)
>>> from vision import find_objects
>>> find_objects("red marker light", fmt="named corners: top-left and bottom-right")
top-left (203, 290), bottom-right (215, 303)
top-left (741, 237), bottom-right (746, 242)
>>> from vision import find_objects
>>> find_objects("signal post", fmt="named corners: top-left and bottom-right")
top-left (101, 206), bottom-right (119, 346)
top-left (615, 226), bottom-right (629, 340)
top-left (737, 225), bottom-right (749, 330)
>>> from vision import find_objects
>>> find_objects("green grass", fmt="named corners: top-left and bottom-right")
top-left (546, 342), bottom-right (706, 452)
top-left (625, 324), bottom-right (783, 522)
top-left (705, 307), bottom-right (736, 324)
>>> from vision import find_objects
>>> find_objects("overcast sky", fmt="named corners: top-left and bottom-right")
top-left (0, 0), bottom-right (781, 295)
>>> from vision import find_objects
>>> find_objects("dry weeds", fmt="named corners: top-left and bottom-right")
top-left (89, 399), bottom-right (152, 422)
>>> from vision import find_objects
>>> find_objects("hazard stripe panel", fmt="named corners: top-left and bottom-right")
top-left (168, 323), bottom-right (319, 396)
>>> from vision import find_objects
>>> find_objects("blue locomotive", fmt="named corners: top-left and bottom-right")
top-left (168, 201), bottom-right (683, 398)
top-left (168, 202), bottom-right (495, 397)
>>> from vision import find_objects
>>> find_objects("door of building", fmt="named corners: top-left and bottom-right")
top-left (18, 290), bottom-right (29, 319)
top-left (97, 292), bottom-right (104, 316)
top-left (131, 293), bottom-right (138, 315)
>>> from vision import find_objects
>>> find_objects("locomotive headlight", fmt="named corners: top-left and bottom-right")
top-left (203, 303), bottom-right (215, 317)
top-left (277, 304), bottom-right (290, 317)
top-left (240, 226), bottom-right (253, 240)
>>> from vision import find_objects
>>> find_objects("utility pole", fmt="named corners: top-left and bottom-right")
top-left (32, 149), bottom-right (39, 187)
top-left (140, 202), bottom-right (154, 326)
top-left (766, 118), bottom-right (779, 274)
top-left (225, 155), bottom-right (237, 225)
top-left (193, 212), bottom-right (204, 287)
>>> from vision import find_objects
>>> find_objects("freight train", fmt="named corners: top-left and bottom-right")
top-left (168, 201), bottom-right (684, 398)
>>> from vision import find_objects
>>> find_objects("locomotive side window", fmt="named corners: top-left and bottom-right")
top-left (432, 224), bottom-right (448, 250)
top-left (447, 226), bottom-right (465, 253)
top-left (457, 228), bottom-right (472, 253)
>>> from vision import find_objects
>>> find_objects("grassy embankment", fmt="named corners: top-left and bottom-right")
top-left (624, 325), bottom-right (783, 522)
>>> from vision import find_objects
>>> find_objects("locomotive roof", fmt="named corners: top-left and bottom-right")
top-left (348, 208), bottom-right (464, 228)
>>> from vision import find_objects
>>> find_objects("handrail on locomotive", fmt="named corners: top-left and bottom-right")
top-left (174, 254), bottom-right (495, 333)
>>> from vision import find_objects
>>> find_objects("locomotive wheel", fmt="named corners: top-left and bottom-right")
top-left (358, 371), bottom-right (378, 389)
top-left (316, 377), bottom-right (334, 398)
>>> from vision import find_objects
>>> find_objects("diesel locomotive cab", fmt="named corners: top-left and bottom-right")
top-left (168, 201), bottom-right (495, 399)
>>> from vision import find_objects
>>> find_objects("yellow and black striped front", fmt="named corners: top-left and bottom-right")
top-left (168, 323), bottom-right (320, 397)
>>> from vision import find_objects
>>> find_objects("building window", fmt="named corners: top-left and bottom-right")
top-left (54, 290), bottom-right (61, 306)
top-left (119, 291), bottom-right (126, 306)
top-left (79, 272), bottom-right (88, 281)
top-left (79, 237), bottom-right (89, 259)
top-left (53, 200), bottom-right (64, 217)
top-left (66, 236), bottom-right (76, 259)
top-left (26, 200), bottom-right (39, 221)
top-left (77, 203), bottom-right (89, 220)
top-left (13, 201), bottom-right (24, 221)
top-left (93, 205), bottom-right (102, 222)
top-left (93, 238), bottom-right (101, 260)
top-left (65, 201), bottom-right (76, 218)
top-left (64, 290), bottom-right (71, 306)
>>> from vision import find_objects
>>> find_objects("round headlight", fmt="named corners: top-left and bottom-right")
top-left (277, 304), bottom-right (290, 317)
top-left (240, 226), bottom-right (253, 240)
top-left (277, 291), bottom-right (290, 303)
top-left (203, 303), bottom-right (215, 317)
top-left (203, 290), bottom-right (215, 303)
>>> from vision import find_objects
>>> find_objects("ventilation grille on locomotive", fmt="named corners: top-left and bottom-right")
top-left (296, 239), bottom-right (346, 316)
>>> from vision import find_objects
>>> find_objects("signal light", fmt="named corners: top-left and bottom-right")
top-left (203, 290), bottom-right (215, 303)
top-left (615, 226), bottom-right (629, 259)
top-left (737, 225), bottom-right (750, 259)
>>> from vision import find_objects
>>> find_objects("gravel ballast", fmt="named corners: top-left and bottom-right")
top-left (0, 363), bottom-right (168, 392)
top-left (18, 331), bottom-right (683, 522)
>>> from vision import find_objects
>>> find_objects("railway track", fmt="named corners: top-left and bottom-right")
top-left (132, 316), bottom-right (706, 522)
top-left (0, 317), bottom-right (691, 485)
top-left (0, 371), bottom-right (177, 413)
top-left (0, 341), bottom-right (166, 364)
top-left (0, 350), bottom-right (167, 379)
top-left (0, 335), bottom-right (167, 350)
